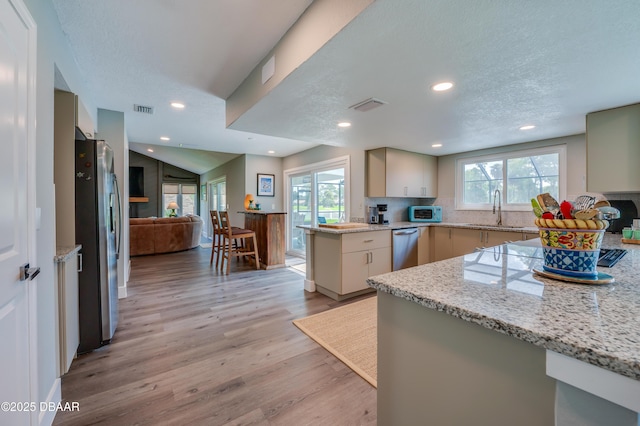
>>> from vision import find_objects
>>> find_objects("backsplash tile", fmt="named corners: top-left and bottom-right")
top-left (365, 197), bottom-right (435, 223)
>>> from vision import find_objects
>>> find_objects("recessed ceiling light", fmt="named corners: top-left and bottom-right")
top-left (338, 122), bottom-right (351, 128)
top-left (432, 143), bottom-right (443, 148)
top-left (431, 81), bottom-right (454, 92)
top-left (171, 102), bottom-right (185, 109)
top-left (147, 148), bottom-right (154, 153)
top-left (160, 136), bottom-right (170, 141)
top-left (268, 150), bottom-right (275, 154)
top-left (520, 125), bottom-right (536, 130)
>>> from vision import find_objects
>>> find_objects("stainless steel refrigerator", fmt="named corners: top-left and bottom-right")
top-left (75, 131), bottom-right (122, 354)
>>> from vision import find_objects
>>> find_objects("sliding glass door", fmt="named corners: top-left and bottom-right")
top-left (285, 156), bottom-right (350, 256)
top-left (290, 173), bottom-right (312, 253)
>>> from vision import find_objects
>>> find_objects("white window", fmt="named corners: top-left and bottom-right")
top-left (162, 183), bottom-right (197, 217)
top-left (456, 145), bottom-right (566, 211)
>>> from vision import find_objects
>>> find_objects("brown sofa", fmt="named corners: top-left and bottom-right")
top-left (129, 215), bottom-right (203, 256)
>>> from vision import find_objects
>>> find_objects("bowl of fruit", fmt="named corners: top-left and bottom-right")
top-left (533, 194), bottom-right (616, 278)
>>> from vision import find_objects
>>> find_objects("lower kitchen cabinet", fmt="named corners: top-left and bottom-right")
top-left (417, 227), bottom-right (430, 265)
top-left (432, 227), bottom-right (453, 262)
top-left (314, 230), bottom-right (391, 300)
top-left (431, 226), bottom-right (536, 262)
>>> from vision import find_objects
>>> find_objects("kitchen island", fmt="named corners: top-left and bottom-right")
top-left (368, 235), bottom-right (640, 425)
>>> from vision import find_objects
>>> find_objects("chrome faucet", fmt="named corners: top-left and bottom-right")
top-left (493, 189), bottom-right (502, 226)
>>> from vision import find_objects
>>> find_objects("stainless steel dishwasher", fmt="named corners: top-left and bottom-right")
top-left (392, 228), bottom-right (419, 271)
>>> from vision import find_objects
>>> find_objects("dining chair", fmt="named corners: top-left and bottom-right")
top-left (218, 211), bottom-right (260, 275)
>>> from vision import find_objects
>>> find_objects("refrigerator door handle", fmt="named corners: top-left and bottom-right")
top-left (113, 174), bottom-right (123, 259)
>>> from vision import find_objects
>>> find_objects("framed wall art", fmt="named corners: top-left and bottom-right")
top-left (257, 173), bottom-right (275, 197)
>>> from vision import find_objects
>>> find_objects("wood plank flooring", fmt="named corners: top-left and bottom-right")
top-left (53, 247), bottom-right (376, 425)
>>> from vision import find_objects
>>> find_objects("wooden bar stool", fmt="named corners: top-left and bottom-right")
top-left (209, 211), bottom-right (223, 268)
top-left (218, 211), bottom-right (260, 275)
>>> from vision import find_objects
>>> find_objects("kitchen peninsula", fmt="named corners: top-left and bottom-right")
top-left (300, 222), bottom-right (538, 300)
top-left (368, 236), bottom-right (640, 425)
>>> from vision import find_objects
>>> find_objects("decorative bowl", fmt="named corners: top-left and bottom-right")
top-left (535, 218), bottom-right (609, 278)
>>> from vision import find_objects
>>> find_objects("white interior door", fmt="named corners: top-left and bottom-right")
top-left (0, 0), bottom-right (37, 424)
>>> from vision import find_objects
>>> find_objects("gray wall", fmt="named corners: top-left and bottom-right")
top-left (245, 154), bottom-right (283, 211)
top-left (200, 155), bottom-right (246, 228)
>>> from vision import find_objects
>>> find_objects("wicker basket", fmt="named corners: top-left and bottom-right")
top-left (535, 218), bottom-right (609, 278)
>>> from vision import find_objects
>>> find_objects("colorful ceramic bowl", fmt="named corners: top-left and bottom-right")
top-left (537, 224), bottom-right (606, 278)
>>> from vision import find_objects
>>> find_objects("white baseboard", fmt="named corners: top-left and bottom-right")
top-left (304, 279), bottom-right (316, 292)
top-left (118, 285), bottom-right (127, 299)
top-left (38, 377), bottom-right (61, 426)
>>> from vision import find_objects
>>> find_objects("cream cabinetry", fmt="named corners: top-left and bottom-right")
top-left (586, 103), bottom-right (640, 192)
top-left (431, 227), bottom-right (533, 262)
top-left (314, 230), bottom-right (392, 300)
top-left (55, 247), bottom-right (81, 376)
top-left (367, 148), bottom-right (437, 198)
top-left (417, 227), bottom-right (430, 265)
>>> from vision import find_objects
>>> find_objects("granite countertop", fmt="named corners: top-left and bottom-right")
top-left (54, 245), bottom-right (82, 263)
top-left (299, 221), bottom-right (538, 234)
top-left (367, 234), bottom-right (640, 381)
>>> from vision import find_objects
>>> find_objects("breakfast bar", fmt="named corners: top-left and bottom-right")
top-left (368, 235), bottom-right (640, 426)
top-left (240, 211), bottom-right (287, 269)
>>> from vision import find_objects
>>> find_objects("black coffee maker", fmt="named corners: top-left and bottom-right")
top-left (377, 204), bottom-right (389, 225)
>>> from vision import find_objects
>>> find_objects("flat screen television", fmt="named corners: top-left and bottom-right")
top-left (129, 166), bottom-right (145, 197)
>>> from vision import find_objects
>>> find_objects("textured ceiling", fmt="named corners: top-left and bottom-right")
top-left (231, 0), bottom-right (640, 156)
top-left (52, 0), bottom-right (640, 174)
top-left (51, 0), bottom-right (315, 173)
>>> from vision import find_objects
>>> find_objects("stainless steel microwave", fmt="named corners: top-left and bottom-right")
top-left (408, 206), bottom-right (442, 222)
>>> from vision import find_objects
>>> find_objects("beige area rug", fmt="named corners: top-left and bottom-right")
top-left (199, 243), bottom-right (213, 248)
top-left (293, 296), bottom-right (377, 387)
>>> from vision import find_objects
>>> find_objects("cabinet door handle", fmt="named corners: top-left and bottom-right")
top-left (485, 232), bottom-right (489, 245)
top-left (77, 253), bottom-right (83, 272)
top-left (480, 231), bottom-right (484, 243)
top-left (404, 186), bottom-right (408, 196)
top-left (370, 252), bottom-right (374, 263)
top-left (449, 228), bottom-right (452, 239)
top-left (363, 239), bottom-right (374, 243)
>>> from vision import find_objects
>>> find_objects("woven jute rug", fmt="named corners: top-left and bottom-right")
top-left (293, 296), bottom-right (377, 387)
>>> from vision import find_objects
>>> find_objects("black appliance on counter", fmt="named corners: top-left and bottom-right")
top-left (607, 200), bottom-right (638, 233)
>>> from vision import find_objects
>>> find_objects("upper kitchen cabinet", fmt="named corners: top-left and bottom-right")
top-left (586, 103), bottom-right (640, 192)
top-left (367, 147), bottom-right (437, 198)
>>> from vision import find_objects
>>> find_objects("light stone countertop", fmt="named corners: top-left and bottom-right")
top-left (367, 234), bottom-right (640, 381)
top-left (299, 221), bottom-right (539, 234)
top-left (54, 245), bottom-right (82, 263)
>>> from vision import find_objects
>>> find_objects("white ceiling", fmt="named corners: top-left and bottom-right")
top-left (53, 0), bottom-right (640, 173)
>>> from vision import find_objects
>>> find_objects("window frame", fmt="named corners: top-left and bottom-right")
top-left (455, 145), bottom-right (567, 211)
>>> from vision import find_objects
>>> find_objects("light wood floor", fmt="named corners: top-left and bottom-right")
top-left (53, 247), bottom-right (377, 425)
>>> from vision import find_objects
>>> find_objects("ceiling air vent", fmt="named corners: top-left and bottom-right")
top-left (133, 104), bottom-right (154, 114)
top-left (349, 98), bottom-right (387, 112)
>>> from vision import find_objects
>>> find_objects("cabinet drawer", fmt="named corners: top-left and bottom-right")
top-left (342, 230), bottom-right (391, 253)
